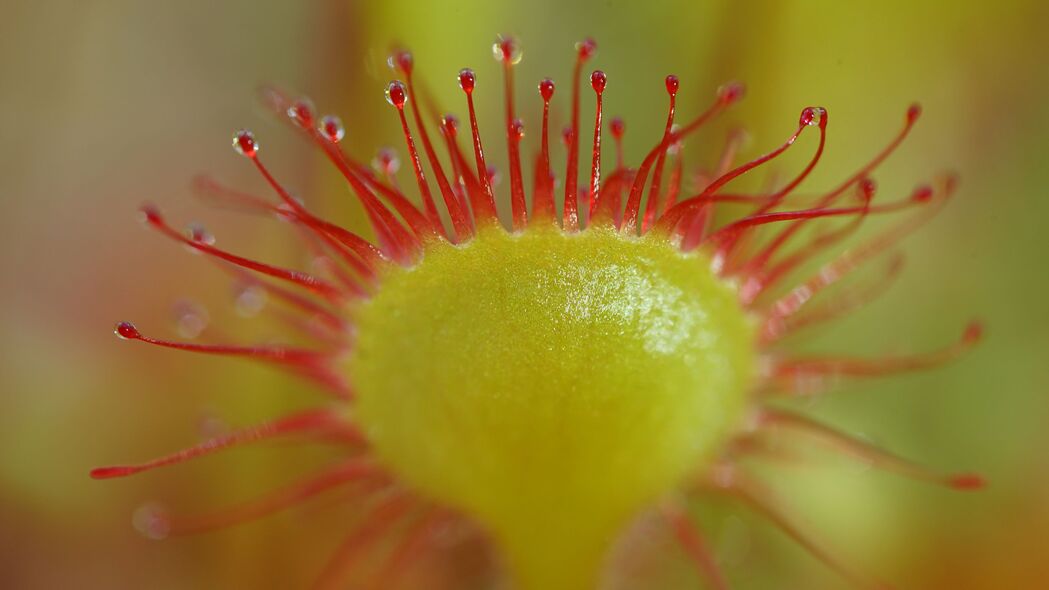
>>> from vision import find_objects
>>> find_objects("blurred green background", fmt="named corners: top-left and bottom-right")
top-left (1, 0), bottom-right (1046, 588)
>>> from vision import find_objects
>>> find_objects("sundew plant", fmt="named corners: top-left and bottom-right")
top-left (96, 36), bottom-right (982, 589)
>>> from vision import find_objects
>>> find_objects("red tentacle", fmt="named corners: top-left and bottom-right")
top-left (714, 469), bottom-right (894, 590)
top-left (660, 500), bottom-right (729, 590)
top-left (753, 408), bottom-right (985, 490)
top-left (161, 459), bottom-right (382, 536)
top-left (91, 409), bottom-right (355, 479)
top-left (396, 64), bottom-right (473, 240)
top-left (532, 78), bottom-right (557, 222)
top-left (563, 38), bottom-right (597, 232)
top-left (457, 68), bottom-right (499, 219)
top-left (313, 490), bottom-right (416, 590)
top-left (641, 76), bottom-right (679, 232)
top-left (625, 82), bottom-right (743, 234)
top-left (770, 322), bottom-right (982, 390)
top-left (587, 70), bottom-right (607, 225)
top-left (140, 205), bottom-right (347, 303)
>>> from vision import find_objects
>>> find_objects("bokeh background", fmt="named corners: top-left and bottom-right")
top-left (2, 0), bottom-right (1047, 588)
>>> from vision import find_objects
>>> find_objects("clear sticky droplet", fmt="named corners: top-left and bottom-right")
top-left (492, 35), bottom-right (522, 65)
top-left (173, 300), bottom-right (210, 339)
top-left (388, 49), bottom-right (413, 74)
top-left (286, 98), bottom-right (315, 128)
top-left (510, 118), bottom-right (525, 140)
top-left (138, 205), bottom-right (164, 228)
top-left (232, 130), bottom-right (258, 157)
top-left (667, 124), bottom-right (684, 155)
top-left (665, 75), bottom-right (680, 96)
top-left (441, 114), bottom-right (459, 138)
top-left (372, 147), bottom-right (400, 175)
top-left (132, 502), bottom-right (170, 540)
top-left (385, 81), bottom-right (408, 108)
top-left (234, 284), bottom-right (267, 317)
top-left (458, 68), bottom-right (476, 93)
top-left (114, 321), bottom-right (140, 340)
top-left (717, 81), bottom-right (746, 104)
top-left (590, 70), bottom-right (607, 94)
top-left (319, 115), bottom-right (345, 143)
top-left (800, 106), bottom-right (827, 127)
top-left (184, 223), bottom-right (215, 246)
top-left (539, 78), bottom-right (555, 101)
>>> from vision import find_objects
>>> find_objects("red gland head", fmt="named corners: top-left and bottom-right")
top-left (539, 78), bottom-right (555, 102)
top-left (665, 74), bottom-right (680, 96)
top-left (575, 37), bottom-right (597, 60)
top-left (114, 321), bottom-right (141, 340)
top-left (384, 80), bottom-right (408, 109)
top-left (590, 70), bottom-right (607, 94)
top-left (441, 114), bottom-right (459, 138)
top-left (800, 106), bottom-right (828, 127)
top-left (717, 81), bottom-right (746, 104)
top-left (458, 68), bottom-right (476, 94)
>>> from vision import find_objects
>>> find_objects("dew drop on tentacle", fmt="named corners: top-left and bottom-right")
top-left (319, 115), bottom-right (345, 143)
top-left (590, 69), bottom-right (607, 94)
top-left (539, 78), bottom-right (555, 102)
top-left (458, 68), bottom-right (475, 93)
top-left (665, 74), bottom-right (680, 96)
top-left (800, 106), bottom-right (827, 127)
top-left (234, 283), bottom-right (268, 317)
top-left (133, 502), bottom-right (171, 541)
top-left (172, 300), bottom-right (210, 339)
top-left (388, 48), bottom-right (414, 75)
top-left (442, 114), bottom-right (459, 138)
top-left (492, 34), bottom-right (522, 65)
top-left (114, 321), bottom-right (141, 341)
top-left (184, 223), bottom-right (215, 247)
top-left (575, 36), bottom-right (597, 60)
top-left (385, 80), bottom-right (408, 109)
top-left (232, 130), bottom-right (258, 158)
top-left (717, 81), bottom-right (746, 104)
top-left (287, 98), bottom-right (316, 129)
top-left (372, 147), bottom-right (401, 177)
top-left (510, 119), bottom-right (525, 140)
